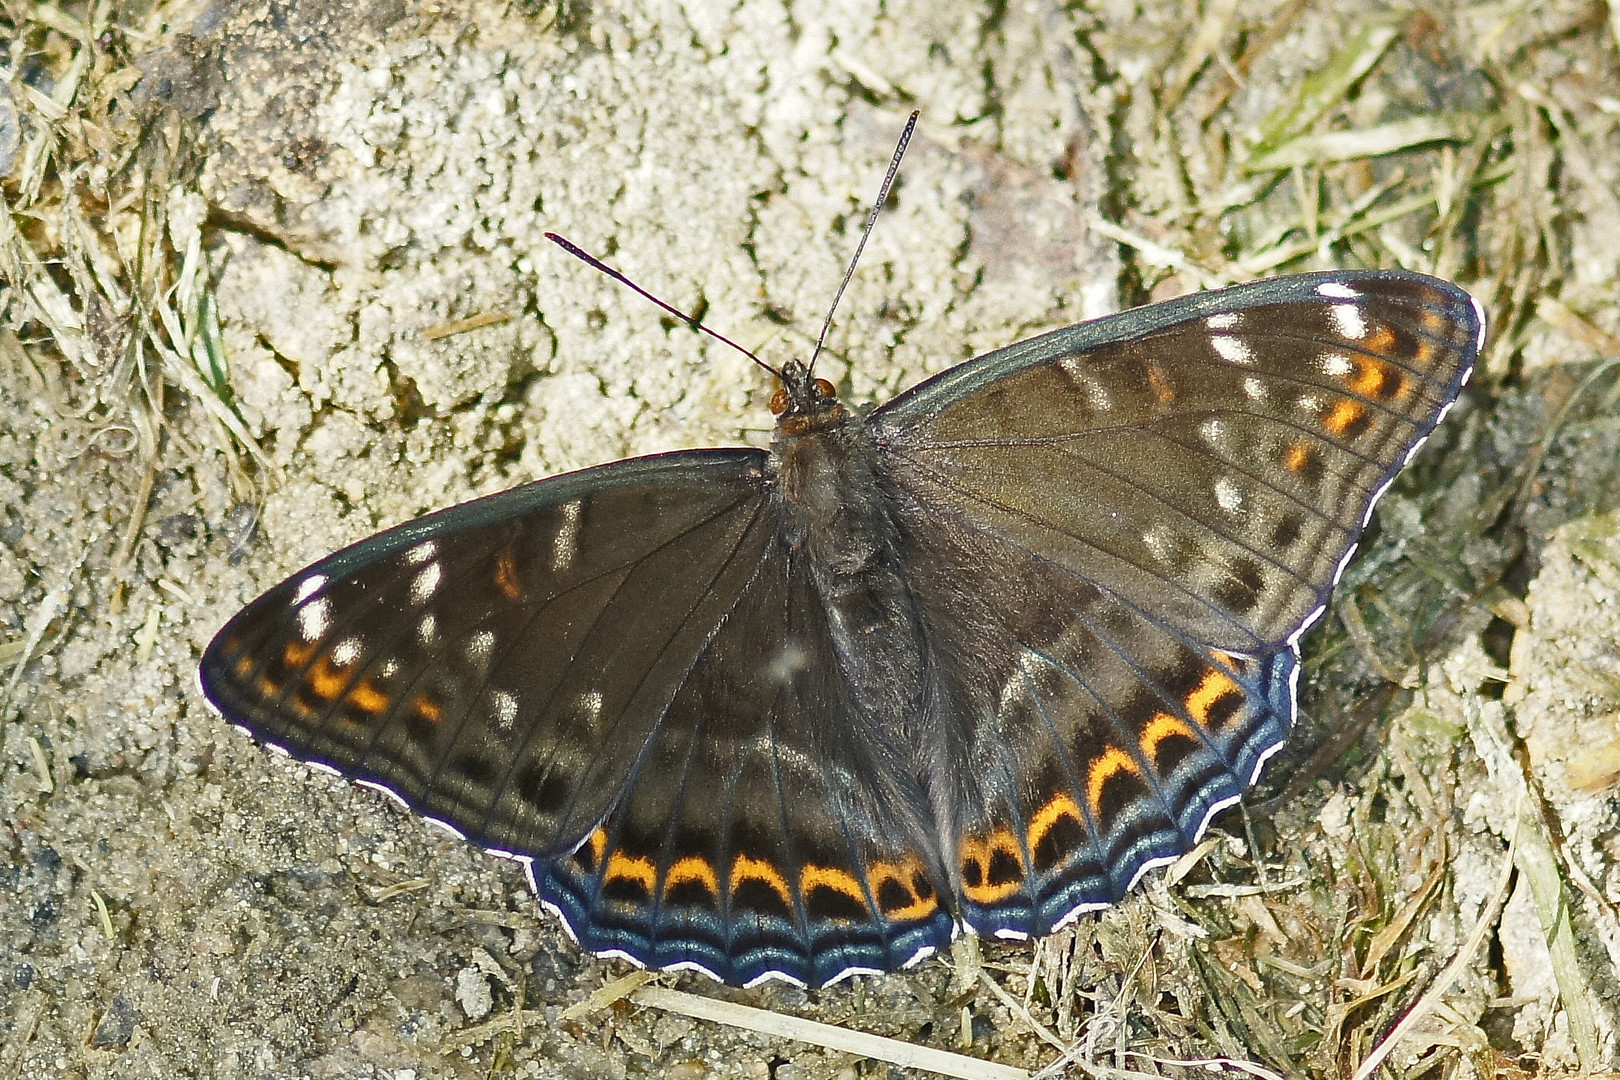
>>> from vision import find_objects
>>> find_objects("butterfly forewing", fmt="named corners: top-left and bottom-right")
top-left (203, 451), bottom-right (777, 856)
top-left (874, 272), bottom-right (1479, 650)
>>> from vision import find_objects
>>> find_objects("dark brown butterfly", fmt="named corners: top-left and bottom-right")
top-left (201, 126), bottom-right (1482, 988)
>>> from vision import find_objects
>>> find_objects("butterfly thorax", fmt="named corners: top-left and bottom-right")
top-left (769, 364), bottom-right (929, 734)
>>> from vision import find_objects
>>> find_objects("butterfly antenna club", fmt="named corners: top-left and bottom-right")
top-left (544, 231), bottom-right (779, 379)
top-left (808, 109), bottom-right (920, 378)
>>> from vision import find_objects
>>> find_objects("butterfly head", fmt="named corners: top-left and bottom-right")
top-left (770, 359), bottom-right (845, 435)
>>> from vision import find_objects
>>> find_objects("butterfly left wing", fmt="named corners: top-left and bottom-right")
top-left (869, 270), bottom-right (1482, 937)
top-left (202, 449), bottom-right (956, 987)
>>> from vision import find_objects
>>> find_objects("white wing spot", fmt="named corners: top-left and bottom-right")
top-left (552, 500), bottom-right (583, 572)
top-left (996, 650), bottom-right (1041, 717)
top-left (490, 690), bottom-right (518, 730)
top-left (331, 636), bottom-right (363, 667)
top-left (1200, 418), bottom-right (1226, 445)
top-left (410, 561), bottom-right (442, 605)
top-left (292, 575), bottom-right (327, 605)
top-left (1321, 352), bottom-right (1354, 377)
top-left (1211, 335), bottom-right (1254, 364)
top-left (297, 597), bottom-right (332, 641)
top-left (379, 658), bottom-right (400, 678)
top-left (1214, 476), bottom-right (1244, 513)
top-left (404, 540), bottom-right (438, 566)
top-left (769, 638), bottom-right (810, 684)
top-left (1243, 376), bottom-right (1267, 401)
top-left (1317, 282), bottom-right (1360, 299)
top-left (1329, 303), bottom-right (1367, 339)
top-left (1206, 312), bottom-right (1241, 330)
top-left (577, 690), bottom-right (604, 730)
top-left (417, 613), bottom-right (437, 645)
top-left (1059, 358), bottom-right (1113, 411)
top-left (1142, 524), bottom-right (1177, 564)
top-left (465, 629), bottom-right (495, 666)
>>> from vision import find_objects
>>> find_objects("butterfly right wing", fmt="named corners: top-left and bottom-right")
top-left (201, 448), bottom-right (953, 987)
top-left (867, 271), bottom-right (1480, 939)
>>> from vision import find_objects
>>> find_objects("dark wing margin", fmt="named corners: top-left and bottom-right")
top-left (872, 270), bottom-right (1482, 939)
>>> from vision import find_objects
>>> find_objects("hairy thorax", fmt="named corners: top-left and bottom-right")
top-left (770, 405), bottom-right (928, 729)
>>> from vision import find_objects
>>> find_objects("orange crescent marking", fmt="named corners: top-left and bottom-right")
top-left (1026, 793), bottom-right (1084, 854)
top-left (1323, 399), bottom-right (1366, 436)
top-left (1141, 712), bottom-right (1196, 760)
top-left (959, 829), bottom-right (1025, 905)
top-left (1348, 360), bottom-right (1385, 398)
top-left (494, 550), bottom-right (522, 601)
top-left (1350, 360), bottom-right (1407, 401)
top-left (410, 694), bottom-right (442, 723)
top-left (281, 639), bottom-right (317, 668)
top-left (1147, 361), bottom-right (1175, 405)
top-left (583, 828), bottom-right (609, 867)
top-left (729, 853), bottom-right (793, 908)
top-left (1086, 746), bottom-right (1142, 816)
top-left (305, 655), bottom-right (350, 703)
top-left (1186, 667), bottom-right (1241, 728)
top-left (868, 858), bottom-right (939, 921)
top-left (801, 864), bottom-right (864, 899)
top-left (800, 864), bottom-right (868, 920)
top-left (664, 855), bottom-right (719, 897)
top-left (1364, 323), bottom-right (1396, 353)
top-left (603, 850), bottom-right (658, 893)
top-left (344, 678), bottom-right (390, 717)
top-left (1282, 443), bottom-right (1314, 474)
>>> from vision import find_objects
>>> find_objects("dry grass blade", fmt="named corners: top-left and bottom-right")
top-left (1247, 115), bottom-right (1475, 173)
top-left (628, 985), bottom-right (1032, 1080)
top-left (1250, 22), bottom-right (1399, 153)
top-left (556, 969), bottom-right (657, 1022)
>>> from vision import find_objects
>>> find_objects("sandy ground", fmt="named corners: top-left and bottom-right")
top-left (2, 0), bottom-right (1619, 1077)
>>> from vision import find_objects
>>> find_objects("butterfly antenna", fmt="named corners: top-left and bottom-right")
top-left (544, 232), bottom-right (779, 379)
top-left (808, 109), bottom-right (920, 377)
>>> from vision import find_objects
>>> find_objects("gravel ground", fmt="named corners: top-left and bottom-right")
top-left (3, 1), bottom-right (1618, 1077)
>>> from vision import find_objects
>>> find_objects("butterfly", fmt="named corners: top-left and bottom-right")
top-left (201, 161), bottom-right (1482, 990)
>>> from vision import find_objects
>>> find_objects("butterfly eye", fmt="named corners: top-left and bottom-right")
top-left (813, 378), bottom-right (836, 399)
top-left (769, 386), bottom-right (791, 414)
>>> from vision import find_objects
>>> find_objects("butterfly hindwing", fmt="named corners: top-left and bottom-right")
top-left (896, 505), bottom-right (1296, 938)
top-left (539, 534), bottom-right (954, 986)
